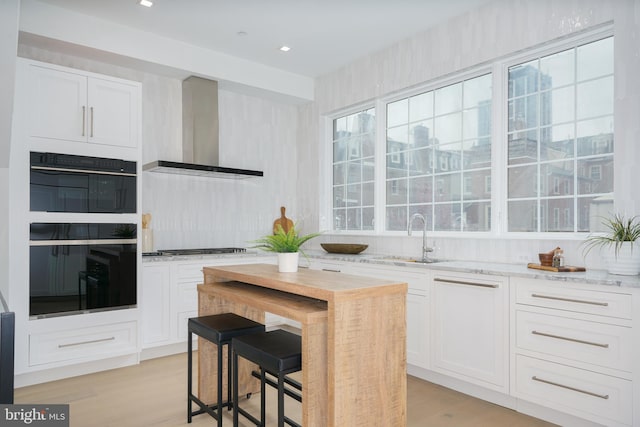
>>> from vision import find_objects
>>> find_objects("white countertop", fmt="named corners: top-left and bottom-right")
top-left (142, 248), bottom-right (640, 289)
top-left (304, 250), bottom-right (640, 289)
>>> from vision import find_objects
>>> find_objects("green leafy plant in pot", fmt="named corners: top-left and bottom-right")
top-left (582, 213), bottom-right (640, 275)
top-left (251, 224), bottom-right (321, 272)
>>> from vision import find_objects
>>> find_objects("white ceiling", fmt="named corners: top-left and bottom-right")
top-left (33, 0), bottom-right (491, 78)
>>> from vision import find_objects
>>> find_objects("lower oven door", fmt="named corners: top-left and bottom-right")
top-left (29, 223), bottom-right (137, 317)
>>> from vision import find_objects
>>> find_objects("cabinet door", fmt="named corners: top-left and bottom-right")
top-left (88, 77), bottom-right (138, 148)
top-left (431, 273), bottom-right (508, 392)
top-left (346, 264), bottom-right (429, 369)
top-left (141, 264), bottom-right (171, 347)
top-left (28, 64), bottom-right (87, 143)
top-left (406, 289), bottom-right (429, 368)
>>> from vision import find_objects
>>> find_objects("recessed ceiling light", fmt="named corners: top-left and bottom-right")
top-left (279, 46), bottom-right (291, 52)
top-left (139, 0), bottom-right (153, 7)
top-left (237, 31), bottom-right (248, 37)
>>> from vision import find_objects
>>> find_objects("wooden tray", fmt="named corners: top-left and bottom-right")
top-left (527, 263), bottom-right (586, 272)
top-left (320, 243), bottom-right (368, 254)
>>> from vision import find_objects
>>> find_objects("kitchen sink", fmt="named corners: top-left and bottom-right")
top-left (374, 256), bottom-right (446, 264)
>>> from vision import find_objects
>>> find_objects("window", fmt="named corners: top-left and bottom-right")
top-left (326, 31), bottom-right (613, 236)
top-left (385, 73), bottom-right (492, 232)
top-left (332, 108), bottom-right (376, 231)
top-left (507, 36), bottom-right (613, 232)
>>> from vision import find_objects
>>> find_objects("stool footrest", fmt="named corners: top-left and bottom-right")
top-left (188, 394), bottom-right (231, 419)
top-left (251, 370), bottom-right (302, 402)
top-left (284, 415), bottom-right (302, 427)
top-left (236, 405), bottom-right (262, 426)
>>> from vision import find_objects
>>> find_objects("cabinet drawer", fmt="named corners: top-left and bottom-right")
top-left (515, 355), bottom-right (632, 426)
top-left (176, 263), bottom-right (204, 280)
top-left (516, 310), bottom-right (633, 372)
top-left (515, 280), bottom-right (632, 319)
top-left (30, 321), bottom-right (137, 366)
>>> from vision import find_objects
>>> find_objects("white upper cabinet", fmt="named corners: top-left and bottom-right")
top-left (24, 61), bottom-right (140, 148)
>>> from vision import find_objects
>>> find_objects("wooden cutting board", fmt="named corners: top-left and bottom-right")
top-left (527, 263), bottom-right (586, 272)
top-left (273, 206), bottom-right (294, 234)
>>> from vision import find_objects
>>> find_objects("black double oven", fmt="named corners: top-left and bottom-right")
top-left (29, 152), bottom-right (137, 317)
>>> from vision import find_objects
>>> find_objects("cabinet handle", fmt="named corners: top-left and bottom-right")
top-left (531, 330), bottom-right (609, 348)
top-left (58, 336), bottom-right (115, 348)
top-left (531, 376), bottom-right (609, 400)
top-left (434, 277), bottom-right (498, 288)
top-left (531, 293), bottom-right (608, 306)
top-left (90, 106), bottom-right (94, 137)
top-left (82, 106), bottom-right (86, 136)
top-left (322, 268), bottom-right (341, 273)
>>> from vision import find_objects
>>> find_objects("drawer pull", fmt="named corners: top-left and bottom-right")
top-left (532, 376), bottom-right (609, 400)
top-left (531, 330), bottom-right (609, 348)
top-left (58, 336), bottom-right (116, 348)
top-left (434, 278), bottom-right (498, 288)
top-left (531, 293), bottom-right (608, 306)
top-left (322, 268), bottom-right (341, 273)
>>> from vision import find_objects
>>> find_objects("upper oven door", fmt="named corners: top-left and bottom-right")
top-left (30, 152), bottom-right (136, 214)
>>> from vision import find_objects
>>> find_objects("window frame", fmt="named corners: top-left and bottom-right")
top-left (321, 25), bottom-right (614, 239)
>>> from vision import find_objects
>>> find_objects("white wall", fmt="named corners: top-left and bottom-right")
top-left (142, 88), bottom-right (299, 250)
top-left (0, 0), bottom-right (20, 305)
top-left (298, 0), bottom-right (640, 269)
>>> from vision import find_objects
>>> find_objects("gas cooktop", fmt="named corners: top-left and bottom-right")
top-left (143, 248), bottom-right (247, 256)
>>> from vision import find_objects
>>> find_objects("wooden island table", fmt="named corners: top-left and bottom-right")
top-left (197, 263), bottom-right (408, 427)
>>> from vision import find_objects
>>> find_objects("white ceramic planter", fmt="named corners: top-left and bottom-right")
top-left (277, 252), bottom-right (299, 272)
top-left (604, 242), bottom-right (640, 275)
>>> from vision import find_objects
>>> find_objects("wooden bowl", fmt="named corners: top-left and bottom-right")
top-left (538, 253), bottom-right (554, 266)
top-left (320, 243), bottom-right (368, 254)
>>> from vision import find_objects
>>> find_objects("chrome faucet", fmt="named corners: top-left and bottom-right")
top-left (408, 213), bottom-right (433, 262)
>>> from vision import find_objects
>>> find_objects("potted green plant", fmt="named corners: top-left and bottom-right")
top-left (582, 213), bottom-right (640, 275)
top-left (251, 224), bottom-right (321, 272)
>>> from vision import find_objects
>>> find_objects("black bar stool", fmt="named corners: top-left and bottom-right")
top-left (188, 313), bottom-right (265, 426)
top-left (232, 329), bottom-right (302, 427)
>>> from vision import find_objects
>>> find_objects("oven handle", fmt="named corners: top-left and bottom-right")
top-left (30, 239), bottom-right (137, 246)
top-left (30, 165), bottom-right (136, 177)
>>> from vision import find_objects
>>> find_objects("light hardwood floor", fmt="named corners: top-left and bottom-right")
top-left (15, 353), bottom-right (555, 427)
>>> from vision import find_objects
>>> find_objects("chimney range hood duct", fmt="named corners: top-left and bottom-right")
top-left (143, 76), bottom-right (263, 179)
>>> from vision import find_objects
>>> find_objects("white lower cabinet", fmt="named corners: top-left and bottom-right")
top-left (512, 278), bottom-right (635, 426)
top-left (320, 262), bottom-right (430, 370)
top-left (515, 355), bottom-right (632, 426)
top-left (29, 321), bottom-right (138, 366)
top-left (431, 272), bottom-right (509, 393)
top-left (141, 256), bottom-right (275, 354)
top-left (141, 263), bottom-right (171, 347)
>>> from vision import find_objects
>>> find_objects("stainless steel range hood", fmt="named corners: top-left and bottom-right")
top-left (143, 76), bottom-right (263, 179)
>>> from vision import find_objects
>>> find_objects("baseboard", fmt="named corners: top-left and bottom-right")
top-left (407, 364), bottom-right (605, 427)
top-left (140, 342), bottom-right (192, 361)
top-left (407, 364), bottom-right (516, 409)
top-left (14, 353), bottom-right (139, 388)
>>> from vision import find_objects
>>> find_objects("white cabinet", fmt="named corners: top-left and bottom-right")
top-left (512, 278), bottom-right (634, 426)
top-left (141, 256), bottom-right (275, 354)
top-left (24, 60), bottom-right (139, 148)
top-left (29, 321), bottom-right (138, 366)
top-left (431, 272), bottom-right (508, 393)
top-left (322, 262), bottom-right (430, 370)
top-left (141, 263), bottom-right (171, 347)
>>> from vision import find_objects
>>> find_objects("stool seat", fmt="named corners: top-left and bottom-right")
top-left (233, 330), bottom-right (302, 373)
top-left (189, 313), bottom-right (264, 343)
top-left (187, 313), bottom-right (264, 426)
top-left (233, 329), bottom-right (302, 427)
